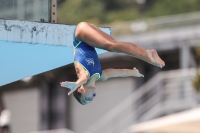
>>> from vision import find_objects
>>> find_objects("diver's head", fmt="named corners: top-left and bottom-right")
top-left (73, 85), bottom-right (96, 105)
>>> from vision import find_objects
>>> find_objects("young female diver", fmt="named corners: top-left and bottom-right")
top-left (60, 22), bottom-right (165, 105)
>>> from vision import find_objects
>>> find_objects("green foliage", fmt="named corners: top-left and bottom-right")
top-left (58, 0), bottom-right (200, 24)
top-left (193, 46), bottom-right (200, 92)
top-left (58, 0), bottom-right (104, 24)
top-left (193, 70), bottom-right (200, 92)
top-left (148, 0), bottom-right (200, 17)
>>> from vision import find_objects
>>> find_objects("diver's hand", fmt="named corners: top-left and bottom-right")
top-left (60, 81), bottom-right (79, 95)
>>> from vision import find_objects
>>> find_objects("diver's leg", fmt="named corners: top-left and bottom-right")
top-left (75, 22), bottom-right (165, 68)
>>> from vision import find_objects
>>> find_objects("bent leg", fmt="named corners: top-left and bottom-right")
top-left (75, 22), bottom-right (165, 68)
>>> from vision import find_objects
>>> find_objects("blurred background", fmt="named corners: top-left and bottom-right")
top-left (1, 0), bottom-right (200, 133)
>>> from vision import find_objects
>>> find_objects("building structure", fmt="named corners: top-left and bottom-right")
top-left (0, 4), bottom-right (200, 133)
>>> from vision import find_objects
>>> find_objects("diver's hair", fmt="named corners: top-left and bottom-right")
top-left (73, 89), bottom-right (87, 105)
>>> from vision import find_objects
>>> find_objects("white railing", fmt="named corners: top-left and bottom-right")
top-left (104, 11), bottom-right (200, 35)
top-left (85, 68), bottom-right (197, 133)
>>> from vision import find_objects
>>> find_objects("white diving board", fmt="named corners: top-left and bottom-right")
top-left (0, 19), bottom-right (111, 86)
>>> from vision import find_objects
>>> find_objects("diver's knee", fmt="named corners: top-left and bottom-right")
top-left (76, 22), bottom-right (89, 31)
top-left (75, 22), bottom-right (90, 38)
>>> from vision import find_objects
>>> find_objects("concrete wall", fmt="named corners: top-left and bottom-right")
top-left (70, 77), bottom-right (136, 133)
top-left (2, 87), bottom-right (40, 133)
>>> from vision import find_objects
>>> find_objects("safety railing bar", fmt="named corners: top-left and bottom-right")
top-left (89, 70), bottom-right (192, 131)
top-left (164, 78), bottom-right (191, 85)
top-left (88, 73), bottom-right (163, 131)
top-left (139, 104), bottom-right (162, 122)
top-left (163, 90), bottom-right (194, 96)
top-left (163, 77), bottom-right (191, 87)
top-left (109, 11), bottom-right (200, 31)
top-left (136, 92), bottom-right (161, 114)
top-left (87, 68), bottom-right (196, 132)
top-left (164, 83), bottom-right (192, 90)
top-left (88, 74), bottom-right (164, 131)
top-left (96, 112), bottom-right (135, 133)
top-left (116, 114), bottom-right (135, 133)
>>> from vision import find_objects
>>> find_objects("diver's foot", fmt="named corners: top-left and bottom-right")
top-left (146, 49), bottom-right (165, 68)
top-left (132, 67), bottom-right (144, 77)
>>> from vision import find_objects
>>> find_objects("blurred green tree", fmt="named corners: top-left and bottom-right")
top-left (193, 46), bottom-right (200, 92)
top-left (58, 0), bottom-right (200, 24)
top-left (148, 0), bottom-right (200, 17)
top-left (58, 0), bottom-right (104, 24)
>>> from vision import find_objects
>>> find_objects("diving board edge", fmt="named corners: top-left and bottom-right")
top-left (0, 19), bottom-right (111, 46)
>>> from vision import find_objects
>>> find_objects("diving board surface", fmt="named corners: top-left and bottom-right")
top-left (0, 19), bottom-right (111, 86)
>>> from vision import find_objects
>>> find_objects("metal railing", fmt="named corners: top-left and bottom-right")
top-left (86, 68), bottom-right (197, 133)
top-left (103, 11), bottom-right (200, 36)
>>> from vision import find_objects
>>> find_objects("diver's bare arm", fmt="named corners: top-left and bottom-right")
top-left (65, 61), bottom-right (89, 88)
top-left (60, 75), bottom-right (88, 89)
top-left (99, 68), bottom-right (144, 81)
top-left (60, 75), bottom-right (88, 95)
top-left (75, 75), bottom-right (88, 86)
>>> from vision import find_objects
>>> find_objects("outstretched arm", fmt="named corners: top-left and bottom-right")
top-left (99, 67), bottom-right (144, 81)
top-left (60, 75), bottom-right (88, 95)
top-left (60, 62), bottom-right (89, 95)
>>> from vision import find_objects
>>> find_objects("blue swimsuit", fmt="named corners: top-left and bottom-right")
top-left (73, 32), bottom-right (102, 80)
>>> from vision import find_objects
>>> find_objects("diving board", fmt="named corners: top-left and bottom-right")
top-left (0, 19), bottom-right (111, 86)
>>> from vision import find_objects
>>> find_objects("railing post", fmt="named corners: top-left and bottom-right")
top-left (51, 0), bottom-right (57, 23)
top-left (180, 44), bottom-right (191, 69)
